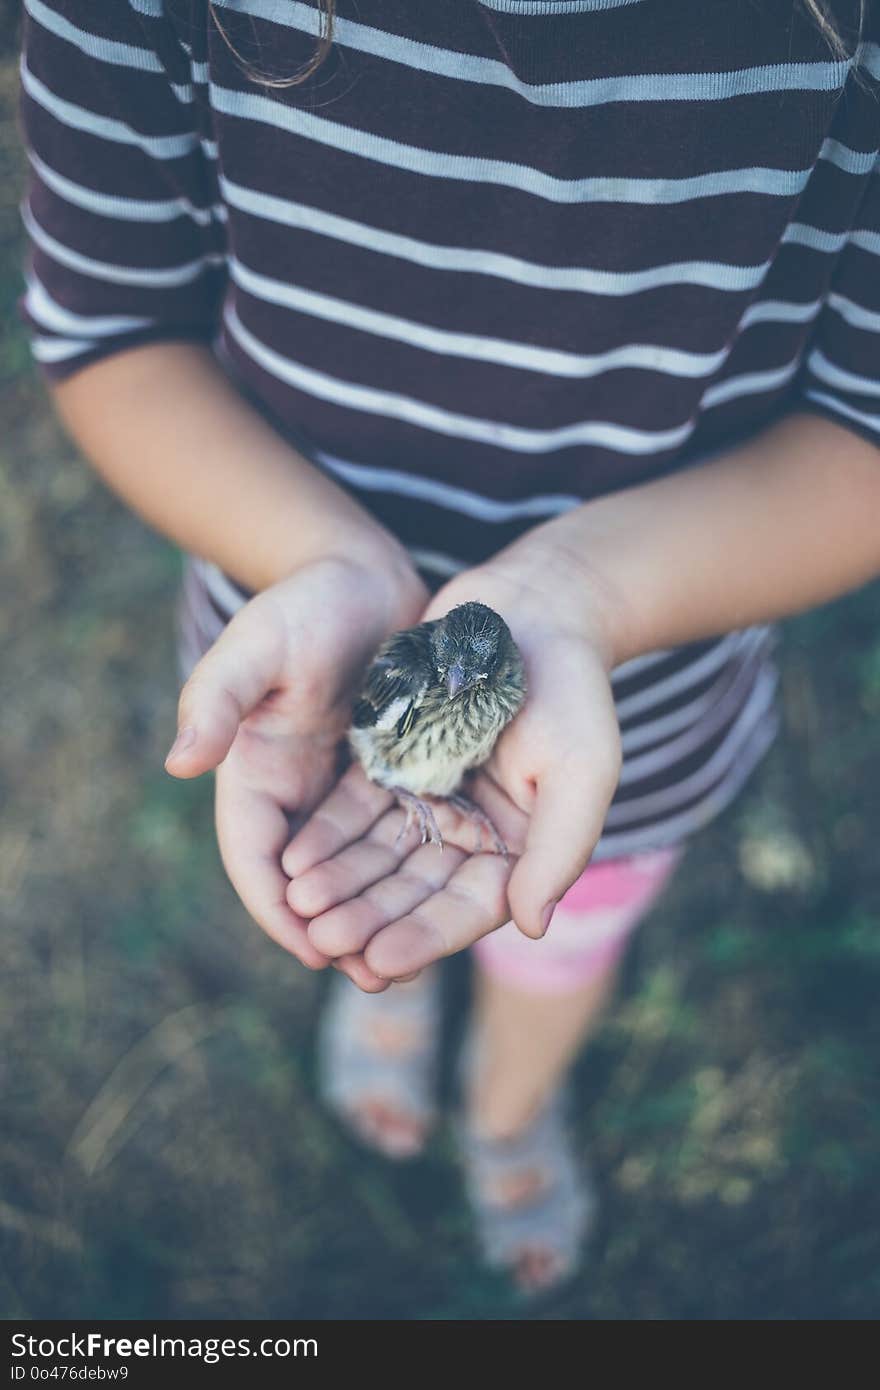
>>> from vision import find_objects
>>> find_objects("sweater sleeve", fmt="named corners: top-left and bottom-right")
top-left (796, 37), bottom-right (880, 450)
top-left (18, 0), bottom-right (226, 381)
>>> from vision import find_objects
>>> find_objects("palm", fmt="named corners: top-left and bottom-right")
top-left (283, 613), bottom-right (622, 981)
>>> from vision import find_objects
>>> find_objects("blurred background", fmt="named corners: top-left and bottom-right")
top-left (2, 8), bottom-right (879, 1320)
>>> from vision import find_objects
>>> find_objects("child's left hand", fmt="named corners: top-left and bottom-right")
top-left (283, 542), bottom-right (623, 980)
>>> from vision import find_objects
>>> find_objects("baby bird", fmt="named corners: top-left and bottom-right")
top-left (349, 602), bottom-right (526, 853)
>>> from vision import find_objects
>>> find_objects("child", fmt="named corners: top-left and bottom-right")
top-left (19, 0), bottom-right (880, 1294)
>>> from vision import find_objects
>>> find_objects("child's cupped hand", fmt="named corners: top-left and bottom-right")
top-left (165, 551), bottom-right (428, 992)
top-left (281, 545), bottom-right (624, 984)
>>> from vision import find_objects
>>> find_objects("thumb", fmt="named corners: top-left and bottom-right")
top-left (165, 600), bottom-right (284, 778)
top-left (506, 753), bottom-right (617, 940)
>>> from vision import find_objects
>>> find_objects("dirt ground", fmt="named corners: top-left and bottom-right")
top-left (2, 26), bottom-right (879, 1319)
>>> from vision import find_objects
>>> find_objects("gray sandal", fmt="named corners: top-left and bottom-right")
top-left (456, 1043), bottom-right (594, 1293)
top-left (318, 968), bottom-right (442, 1160)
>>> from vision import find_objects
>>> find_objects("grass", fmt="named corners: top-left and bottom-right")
top-left (1, 32), bottom-right (879, 1319)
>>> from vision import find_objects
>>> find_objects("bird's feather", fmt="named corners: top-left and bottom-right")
top-left (350, 622), bottom-right (437, 732)
top-left (396, 700), bottom-right (419, 738)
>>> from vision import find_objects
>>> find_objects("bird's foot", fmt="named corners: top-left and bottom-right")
top-left (448, 793), bottom-right (509, 859)
top-left (392, 789), bottom-right (444, 850)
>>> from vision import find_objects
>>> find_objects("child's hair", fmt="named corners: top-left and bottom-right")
top-left (802, 0), bottom-right (864, 57)
top-left (209, 0), bottom-right (335, 87)
top-left (208, 1), bottom-right (863, 88)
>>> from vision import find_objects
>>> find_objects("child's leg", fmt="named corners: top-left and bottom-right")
top-left (468, 957), bottom-right (620, 1143)
top-left (460, 847), bottom-right (681, 1292)
top-left (468, 848), bottom-right (681, 1138)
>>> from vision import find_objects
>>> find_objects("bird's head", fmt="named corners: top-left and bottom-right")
top-left (430, 602), bottom-right (513, 700)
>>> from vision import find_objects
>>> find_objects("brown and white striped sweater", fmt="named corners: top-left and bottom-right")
top-left (18, 0), bottom-right (880, 857)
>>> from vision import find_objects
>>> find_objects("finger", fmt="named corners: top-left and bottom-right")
top-left (333, 958), bottom-right (418, 990)
top-left (307, 842), bottom-right (467, 958)
top-left (281, 764), bottom-right (394, 878)
top-left (506, 753), bottom-right (617, 941)
top-left (363, 853), bottom-right (512, 979)
top-left (331, 954), bottom-right (391, 993)
top-left (166, 599), bottom-right (283, 778)
top-left (215, 761), bottom-right (331, 971)
top-left (287, 804), bottom-right (430, 918)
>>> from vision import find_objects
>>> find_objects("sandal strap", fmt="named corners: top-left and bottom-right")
top-left (318, 970), bottom-right (442, 1127)
top-left (456, 1032), bottom-right (594, 1278)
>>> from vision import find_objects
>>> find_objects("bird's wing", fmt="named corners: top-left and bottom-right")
top-left (351, 623), bottom-right (437, 735)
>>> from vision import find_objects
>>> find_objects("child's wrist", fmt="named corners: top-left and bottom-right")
top-left (438, 535), bottom-right (629, 674)
top-left (278, 519), bottom-right (427, 627)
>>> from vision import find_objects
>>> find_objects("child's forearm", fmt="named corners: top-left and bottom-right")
top-left (50, 341), bottom-right (409, 592)
top-left (486, 413), bottom-right (880, 668)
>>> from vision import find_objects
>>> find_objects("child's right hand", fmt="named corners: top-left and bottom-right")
top-left (165, 548), bottom-right (428, 991)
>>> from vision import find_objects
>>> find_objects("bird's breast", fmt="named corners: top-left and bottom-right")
top-left (349, 687), bottom-right (509, 797)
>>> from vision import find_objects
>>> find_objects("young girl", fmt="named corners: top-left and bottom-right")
top-left (19, 0), bottom-right (880, 1295)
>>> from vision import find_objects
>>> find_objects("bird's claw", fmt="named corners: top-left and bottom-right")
top-left (393, 790), bottom-right (444, 851)
top-left (390, 789), bottom-right (508, 859)
top-left (448, 793), bottom-right (509, 860)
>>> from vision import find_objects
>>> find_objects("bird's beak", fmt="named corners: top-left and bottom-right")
top-left (446, 663), bottom-right (467, 699)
